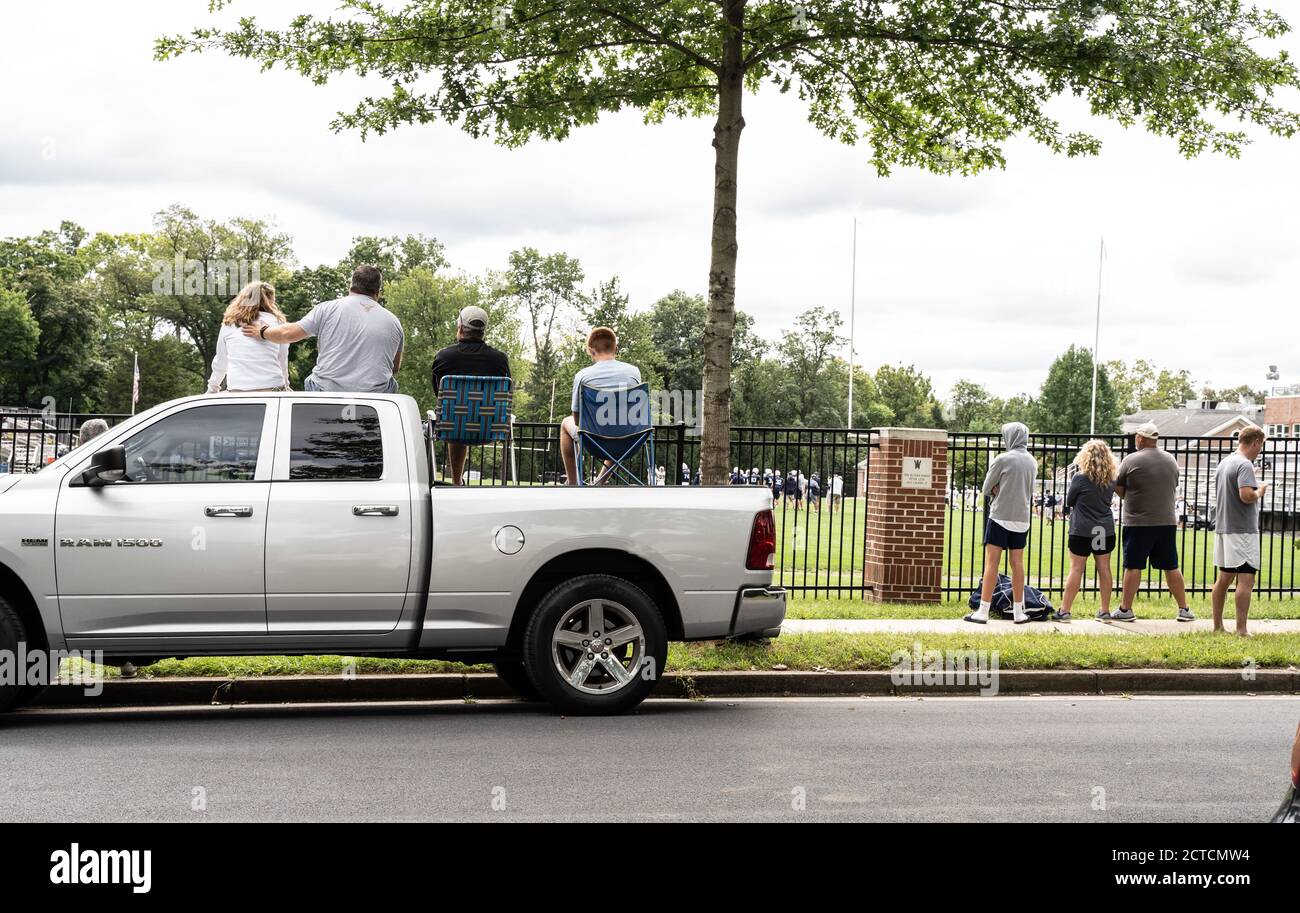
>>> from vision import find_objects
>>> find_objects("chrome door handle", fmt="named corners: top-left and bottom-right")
top-left (205, 505), bottom-right (253, 517)
top-left (353, 505), bottom-right (399, 516)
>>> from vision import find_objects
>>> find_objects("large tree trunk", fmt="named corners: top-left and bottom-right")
top-left (701, 0), bottom-right (745, 486)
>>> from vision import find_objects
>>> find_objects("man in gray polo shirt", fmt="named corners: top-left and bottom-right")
top-left (244, 265), bottom-right (404, 393)
top-left (1212, 426), bottom-right (1270, 636)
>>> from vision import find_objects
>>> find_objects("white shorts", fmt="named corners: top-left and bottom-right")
top-left (1214, 533), bottom-right (1260, 573)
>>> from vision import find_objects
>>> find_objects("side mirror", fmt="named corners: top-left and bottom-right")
top-left (80, 445), bottom-right (127, 486)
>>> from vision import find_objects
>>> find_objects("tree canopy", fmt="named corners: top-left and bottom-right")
top-left (1106, 358), bottom-right (1197, 414)
top-left (875, 363), bottom-right (943, 428)
top-left (0, 209), bottom-right (1275, 463)
top-left (158, 0), bottom-right (1300, 481)
top-left (1201, 382), bottom-right (1269, 404)
top-left (1037, 343), bottom-right (1120, 433)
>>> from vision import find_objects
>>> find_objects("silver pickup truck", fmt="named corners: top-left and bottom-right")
top-left (0, 393), bottom-right (785, 714)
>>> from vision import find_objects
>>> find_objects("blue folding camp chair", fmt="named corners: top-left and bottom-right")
top-left (575, 382), bottom-right (656, 486)
top-left (435, 375), bottom-right (515, 483)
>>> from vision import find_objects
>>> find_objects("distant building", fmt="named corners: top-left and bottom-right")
top-left (1122, 399), bottom-right (1262, 439)
top-left (1263, 391), bottom-right (1300, 527)
top-left (1264, 391), bottom-right (1300, 439)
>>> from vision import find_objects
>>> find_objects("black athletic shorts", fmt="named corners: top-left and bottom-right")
top-left (1122, 525), bottom-right (1179, 571)
top-left (1069, 533), bottom-right (1115, 557)
top-left (984, 519), bottom-right (1028, 550)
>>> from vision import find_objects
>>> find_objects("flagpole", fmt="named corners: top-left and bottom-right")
top-left (131, 351), bottom-right (139, 416)
top-left (847, 218), bottom-right (858, 428)
top-left (1089, 237), bottom-right (1105, 435)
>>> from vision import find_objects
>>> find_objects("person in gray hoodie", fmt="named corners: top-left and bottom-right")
top-left (966, 422), bottom-right (1037, 625)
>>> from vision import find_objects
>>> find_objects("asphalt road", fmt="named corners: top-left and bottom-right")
top-left (2, 696), bottom-right (1296, 822)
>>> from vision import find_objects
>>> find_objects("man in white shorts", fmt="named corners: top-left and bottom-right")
top-left (1212, 426), bottom-right (1270, 636)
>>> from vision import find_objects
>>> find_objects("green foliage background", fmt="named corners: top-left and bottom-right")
top-left (0, 207), bottom-right (1241, 436)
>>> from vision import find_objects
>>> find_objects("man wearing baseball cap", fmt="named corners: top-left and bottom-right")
top-left (1113, 421), bottom-right (1194, 622)
top-left (431, 305), bottom-right (511, 484)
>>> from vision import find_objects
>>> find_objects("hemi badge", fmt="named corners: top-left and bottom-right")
top-left (21, 538), bottom-right (48, 548)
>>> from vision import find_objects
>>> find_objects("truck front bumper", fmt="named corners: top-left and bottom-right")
top-left (729, 585), bottom-right (787, 640)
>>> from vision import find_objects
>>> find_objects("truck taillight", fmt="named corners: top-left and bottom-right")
top-left (746, 509), bottom-right (776, 570)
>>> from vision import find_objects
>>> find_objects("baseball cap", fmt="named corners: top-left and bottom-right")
top-left (1135, 421), bottom-right (1160, 439)
top-left (458, 306), bottom-right (488, 330)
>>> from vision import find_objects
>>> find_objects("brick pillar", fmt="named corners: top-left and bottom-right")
top-left (864, 428), bottom-right (948, 603)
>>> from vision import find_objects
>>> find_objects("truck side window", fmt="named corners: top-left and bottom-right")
top-left (288, 403), bottom-right (384, 481)
top-left (121, 404), bottom-right (265, 483)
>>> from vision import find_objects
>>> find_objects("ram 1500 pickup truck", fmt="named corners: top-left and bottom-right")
top-left (0, 392), bottom-right (785, 714)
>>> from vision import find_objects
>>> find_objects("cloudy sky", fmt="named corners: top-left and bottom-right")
top-left (2, 1), bottom-right (1298, 404)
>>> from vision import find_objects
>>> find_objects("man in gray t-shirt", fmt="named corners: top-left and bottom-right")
top-left (246, 265), bottom-right (404, 393)
top-left (1113, 423), bottom-right (1192, 622)
top-left (1212, 427), bottom-right (1270, 635)
top-left (1114, 444), bottom-right (1179, 526)
top-left (570, 356), bottom-right (642, 412)
top-left (1215, 452), bottom-right (1262, 535)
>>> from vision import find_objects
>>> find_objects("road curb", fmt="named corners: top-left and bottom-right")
top-left (28, 668), bottom-right (1299, 707)
top-left (1093, 668), bottom-right (1296, 694)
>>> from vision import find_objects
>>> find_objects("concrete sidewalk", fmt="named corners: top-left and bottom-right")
top-left (781, 617), bottom-right (1300, 636)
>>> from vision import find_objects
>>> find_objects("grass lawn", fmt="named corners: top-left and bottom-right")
top-left (85, 629), bottom-right (1300, 679)
top-left (671, 631), bottom-right (1300, 672)
top-left (770, 495), bottom-right (867, 591)
top-left (788, 593), bottom-right (1300, 620)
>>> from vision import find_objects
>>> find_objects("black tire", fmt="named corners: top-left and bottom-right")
top-left (492, 661), bottom-right (544, 702)
top-left (522, 574), bottom-right (667, 716)
top-left (0, 594), bottom-right (31, 714)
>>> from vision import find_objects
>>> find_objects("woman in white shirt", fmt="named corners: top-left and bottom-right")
top-left (207, 281), bottom-right (290, 393)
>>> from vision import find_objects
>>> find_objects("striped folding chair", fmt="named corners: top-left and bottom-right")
top-left (435, 375), bottom-right (515, 483)
top-left (575, 382), bottom-right (656, 486)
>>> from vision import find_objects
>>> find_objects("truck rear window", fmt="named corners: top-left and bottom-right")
top-left (288, 404), bottom-right (384, 481)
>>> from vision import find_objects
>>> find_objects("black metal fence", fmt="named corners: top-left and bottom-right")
top-left (11, 409), bottom-right (1298, 602)
top-left (947, 432), bottom-right (1300, 600)
top-left (0, 411), bottom-right (131, 473)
